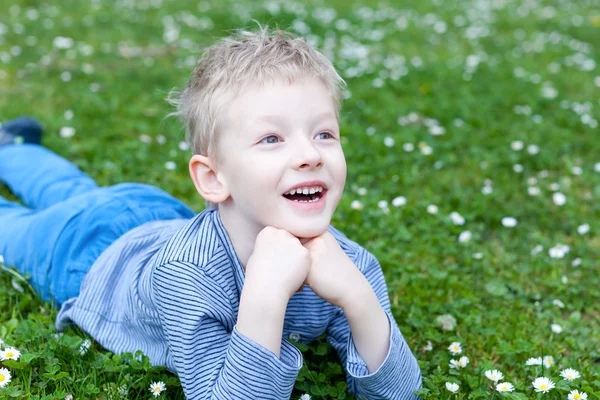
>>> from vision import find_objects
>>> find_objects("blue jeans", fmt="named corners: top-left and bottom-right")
top-left (0, 144), bottom-right (195, 305)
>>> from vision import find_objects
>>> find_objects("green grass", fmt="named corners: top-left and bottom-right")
top-left (1, 0), bottom-right (600, 399)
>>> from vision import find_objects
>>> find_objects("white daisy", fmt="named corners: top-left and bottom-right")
top-left (568, 389), bottom-right (588, 400)
top-left (501, 217), bottom-right (518, 227)
top-left (53, 36), bottom-right (74, 49)
top-left (391, 196), bottom-right (407, 207)
top-left (449, 211), bottom-right (465, 225)
top-left (437, 314), bottom-right (457, 331)
top-left (552, 299), bottom-right (565, 308)
top-left (149, 381), bottom-right (166, 397)
top-left (448, 342), bottom-right (462, 355)
top-left (513, 164), bottom-right (524, 173)
top-left (551, 323), bottom-right (562, 334)
top-left (526, 357), bottom-right (542, 366)
top-left (427, 204), bottom-right (438, 214)
top-left (532, 377), bottom-right (555, 393)
top-left (0, 367), bottom-right (11, 388)
top-left (0, 347), bottom-right (20, 361)
top-left (543, 355), bottom-right (555, 368)
top-left (560, 368), bottom-right (581, 381)
top-left (527, 144), bottom-right (540, 155)
top-left (549, 244), bottom-right (569, 259)
top-left (485, 369), bottom-right (504, 383)
top-left (458, 231), bottom-right (472, 243)
top-left (531, 245), bottom-right (544, 256)
top-left (577, 224), bottom-right (590, 235)
top-left (422, 340), bottom-right (433, 351)
top-left (450, 356), bottom-right (469, 369)
top-left (445, 382), bottom-right (459, 393)
top-left (552, 192), bottom-right (567, 206)
top-left (299, 394), bottom-right (312, 400)
top-left (511, 140), bottom-right (524, 151)
top-left (350, 200), bottom-right (363, 210)
top-left (59, 126), bottom-right (76, 138)
top-left (403, 143), bottom-right (414, 152)
top-left (496, 382), bottom-right (514, 392)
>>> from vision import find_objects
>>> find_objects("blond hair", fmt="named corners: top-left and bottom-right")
top-left (167, 24), bottom-right (346, 164)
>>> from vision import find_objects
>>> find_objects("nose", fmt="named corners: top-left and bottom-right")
top-left (294, 137), bottom-right (323, 170)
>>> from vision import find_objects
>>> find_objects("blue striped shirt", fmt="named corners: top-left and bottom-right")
top-left (56, 208), bottom-right (421, 399)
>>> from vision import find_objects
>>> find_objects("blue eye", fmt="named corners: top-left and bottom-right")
top-left (317, 132), bottom-right (333, 140)
top-left (260, 135), bottom-right (280, 144)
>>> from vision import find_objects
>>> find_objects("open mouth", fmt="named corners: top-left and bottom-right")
top-left (282, 186), bottom-right (327, 203)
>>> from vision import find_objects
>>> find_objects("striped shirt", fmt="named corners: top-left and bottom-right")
top-left (56, 207), bottom-right (422, 399)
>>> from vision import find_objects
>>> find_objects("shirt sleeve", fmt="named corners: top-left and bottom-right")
top-left (326, 250), bottom-right (422, 399)
top-left (153, 261), bottom-right (303, 399)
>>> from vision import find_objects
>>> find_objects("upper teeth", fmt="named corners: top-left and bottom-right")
top-left (285, 186), bottom-right (324, 195)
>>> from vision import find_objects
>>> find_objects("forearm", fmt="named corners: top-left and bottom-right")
top-left (342, 286), bottom-right (391, 373)
top-left (236, 281), bottom-right (288, 357)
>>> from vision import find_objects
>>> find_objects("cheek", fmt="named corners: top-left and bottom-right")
top-left (334, 151), bottom-right (347, 182)
top-left (229, 161), bottom-right (279, 198)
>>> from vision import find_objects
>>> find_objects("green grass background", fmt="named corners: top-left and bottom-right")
top-left (1, 0), bottom-right (599, 398)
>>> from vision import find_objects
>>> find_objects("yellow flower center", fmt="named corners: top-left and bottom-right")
top-left (153, 387), bottom-right (160, 392)
top-left (6, 352), bottom-right (13, 358)
top-left (540, 384), bottom-right (547, 390)
top-left (0, 375), bottom-right (5, 382)
top-left (574, 395), bottom-right (580, 399)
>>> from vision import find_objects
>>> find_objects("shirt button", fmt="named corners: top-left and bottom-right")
top-left (289, 333), bottom-right (301, 341)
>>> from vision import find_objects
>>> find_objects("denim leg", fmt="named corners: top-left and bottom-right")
top-left (0, 144), bottom-right (98, 210)
top-left (0, 196), bottom-right (53, 299)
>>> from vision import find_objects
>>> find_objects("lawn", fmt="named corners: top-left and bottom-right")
top-left (1, 0), bottom-right (599, 399)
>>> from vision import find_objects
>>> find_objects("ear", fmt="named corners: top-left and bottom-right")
top-left (189, 154), bottom-right (230, 203)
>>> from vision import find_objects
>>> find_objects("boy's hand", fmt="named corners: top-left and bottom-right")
top-left (303, 232), bottom-right (392, 373)
top-left (302, 232), bottom-right (370, 309)
top-left (238, 227), bottom-right (310, 357)
top-left (245, 226), bottom-right (311, 301)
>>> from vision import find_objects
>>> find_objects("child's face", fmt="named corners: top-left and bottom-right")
top-left (215, 77), bottom-right (346, 239)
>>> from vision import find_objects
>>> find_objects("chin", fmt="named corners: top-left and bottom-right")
top-left (287, 224), bottom-right (329, 240)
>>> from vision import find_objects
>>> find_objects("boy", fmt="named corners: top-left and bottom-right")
top-left (0, 27), bottom-right (421, 399)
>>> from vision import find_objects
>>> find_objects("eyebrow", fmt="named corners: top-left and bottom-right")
top-left (254, 112), bottom-right (337, 125)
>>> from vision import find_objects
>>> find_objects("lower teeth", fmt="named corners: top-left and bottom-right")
top-left (294, 196), bottom-right (320, 203)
